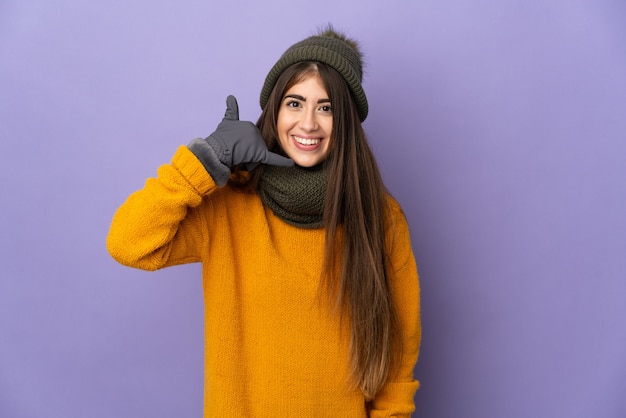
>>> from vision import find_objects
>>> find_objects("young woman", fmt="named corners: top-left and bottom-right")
top-left (107, 27), bottom-right (421, 417)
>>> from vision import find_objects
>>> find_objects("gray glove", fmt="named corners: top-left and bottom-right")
top-left (188, 95), bottom-right (293, 186)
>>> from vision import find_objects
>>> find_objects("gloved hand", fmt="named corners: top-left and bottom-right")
top-left (188, 95), bottom-right (293, 186)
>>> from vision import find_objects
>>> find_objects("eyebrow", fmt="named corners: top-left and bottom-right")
top-left (284, 94), bottom-right (331, 104)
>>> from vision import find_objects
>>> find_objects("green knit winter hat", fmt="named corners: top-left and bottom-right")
top-left (260, 28), bottom-right (369, 121)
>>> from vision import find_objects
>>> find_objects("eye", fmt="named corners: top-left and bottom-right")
top-left (285, 100), bottom-right (301, 108)
top-left (320, 105), bottom-right (332, 113)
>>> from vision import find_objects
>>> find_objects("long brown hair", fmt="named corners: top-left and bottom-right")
top-left (232, 61), bottom-right (400, 400)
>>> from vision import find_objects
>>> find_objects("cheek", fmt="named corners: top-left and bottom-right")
top-left (323, 119), bottom-right (333, 146)
top-left (323, 137), bottom-right (332, 154)
top-left (276, 111), bottom-right (292, 134)
top-left (324, 119), bottom-right (333, 137)
top-left (275, 114), bottom-right (287, 142)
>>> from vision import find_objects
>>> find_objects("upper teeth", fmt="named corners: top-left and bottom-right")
top-left (294, 136), bottom-right (320, 146)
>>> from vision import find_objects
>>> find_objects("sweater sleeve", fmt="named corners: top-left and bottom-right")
top-left (369, 200), bottom-right (421, 417)
top-left (106, 146), bottom-right (218, 271)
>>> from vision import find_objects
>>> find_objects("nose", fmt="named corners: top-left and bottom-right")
top-left (299, 108), bottom-right (319, 132)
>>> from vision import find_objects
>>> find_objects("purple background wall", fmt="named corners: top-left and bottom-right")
top-left (1, 1), bottom-right (625, 417)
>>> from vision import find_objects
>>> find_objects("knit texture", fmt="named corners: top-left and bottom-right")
top-left (258, 163), bottom-right (328, 228)
top-left (260, 33), bottom-right (369, 121)
top-left (107, 146), bottom-right (421, 417)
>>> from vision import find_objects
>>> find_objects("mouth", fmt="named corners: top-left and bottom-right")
top-left (293, 135), bottom-right (321, 146)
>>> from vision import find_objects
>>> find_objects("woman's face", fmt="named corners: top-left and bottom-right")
top-left (276, 73), bottom-right (333, 167)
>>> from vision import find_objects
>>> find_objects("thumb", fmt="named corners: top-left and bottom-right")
top-left (223, 95), bottom-right (239, 121)
top-left (263, 151), bottom-right (295, 167)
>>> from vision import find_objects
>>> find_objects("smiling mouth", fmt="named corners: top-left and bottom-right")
top-left (294, 135), bottom-right (321, 146)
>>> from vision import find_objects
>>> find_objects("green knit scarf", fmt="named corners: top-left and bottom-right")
top-left (258, 163), bottom-right (328, 229)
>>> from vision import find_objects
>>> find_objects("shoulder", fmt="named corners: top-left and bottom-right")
top-left (385, 194), bottom-right (403, 213)
top-left (384, 194), bottom-right (409, 227)
top-left (383, 194), bottom-right (415, 259)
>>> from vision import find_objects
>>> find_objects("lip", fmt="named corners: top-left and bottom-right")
top-left (291, 135), bottom-right (323, 151)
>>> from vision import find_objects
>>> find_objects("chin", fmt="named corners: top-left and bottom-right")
top-left (290, 155), bottom-right (327, 168)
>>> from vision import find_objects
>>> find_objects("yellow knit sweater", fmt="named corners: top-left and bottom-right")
top-left (107, 146), bottom-right (421, 417)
